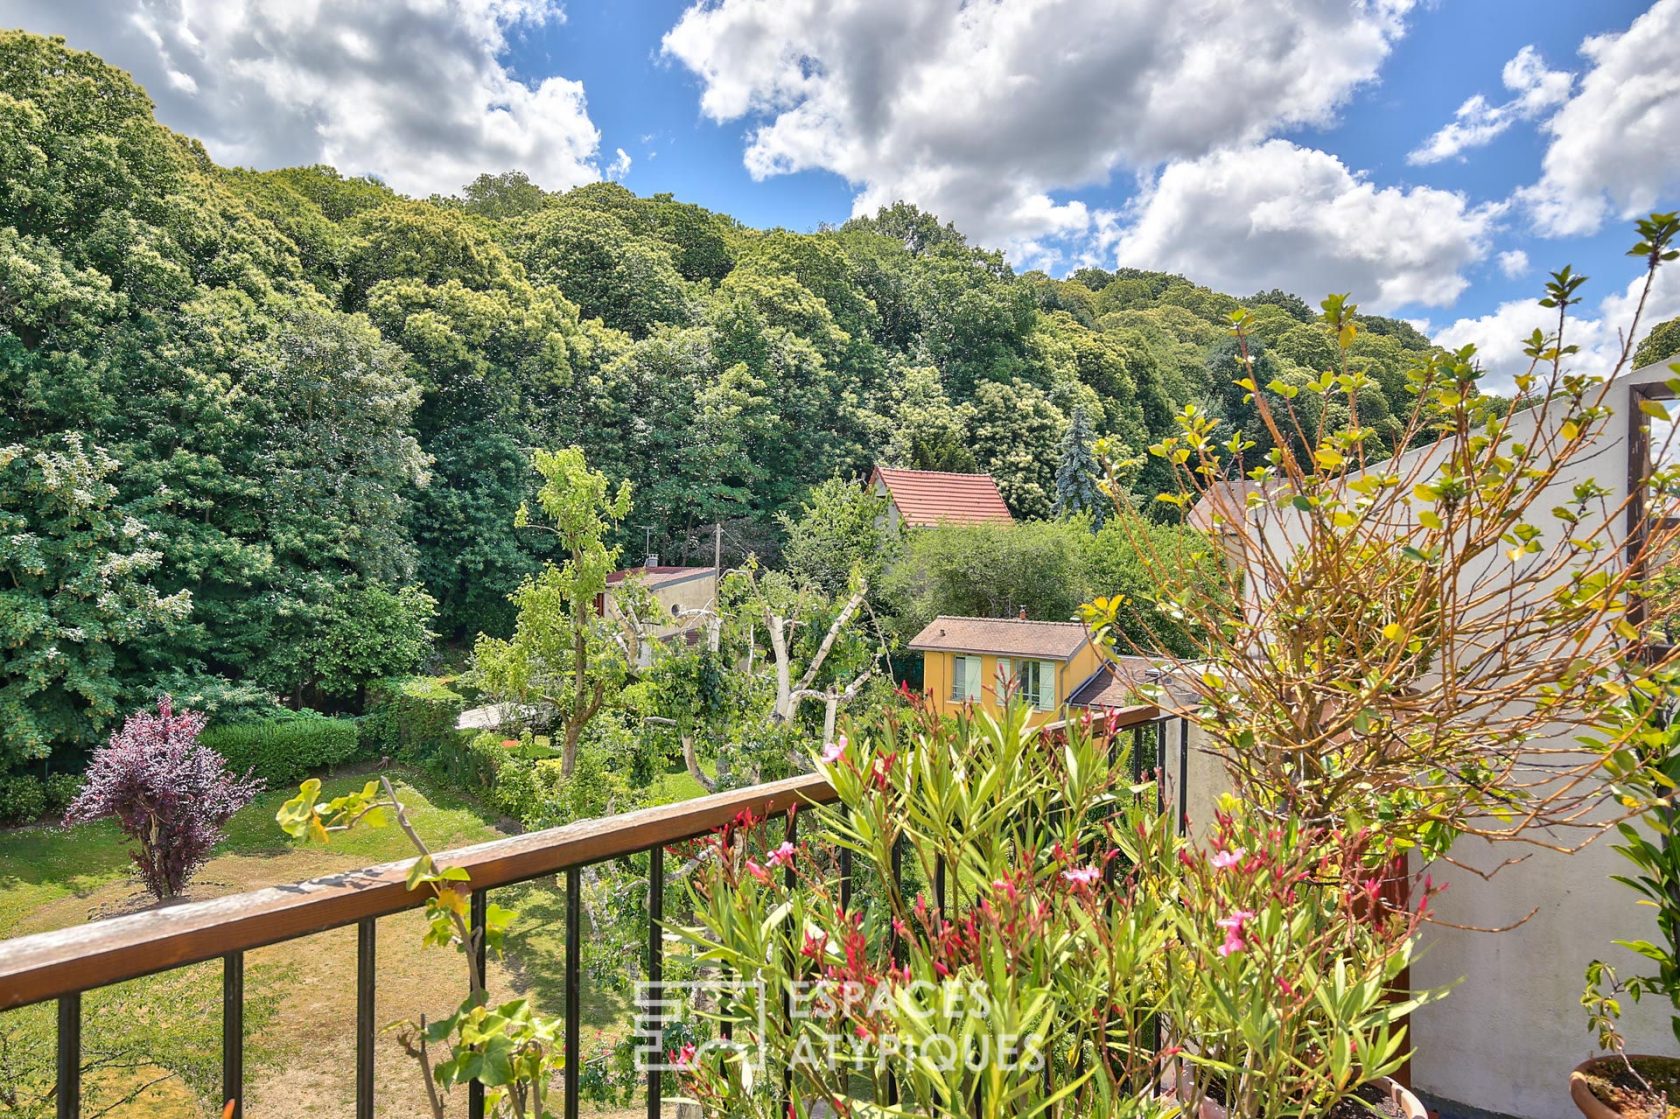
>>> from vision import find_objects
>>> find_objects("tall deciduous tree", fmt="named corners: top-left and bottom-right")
top-left (1636, 315), bottom-right (1680, 369)
top-left (473, 448), bottom-right (633, 776)
top-left (0, 437), bottom-right (190, 771)
top-left (778, 477), bottom-right (898, 595)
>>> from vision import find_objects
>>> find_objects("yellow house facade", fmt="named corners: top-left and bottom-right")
top-left (908, 616), bottom-right (1106, 728)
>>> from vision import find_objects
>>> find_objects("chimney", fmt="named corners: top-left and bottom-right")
top-left (1017, 606), bottom-right (1028, 620)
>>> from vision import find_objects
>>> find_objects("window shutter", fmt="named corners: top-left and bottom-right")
top-left (1037, 660), bottom-right (1056, 710)
top-left (965, 657), bottom-right (982, 701)
top-left (995, 658), bottom-right (1013, 704)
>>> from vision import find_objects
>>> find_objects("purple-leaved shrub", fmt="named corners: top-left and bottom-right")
top-left (65, 697), bottom-right (263, 900)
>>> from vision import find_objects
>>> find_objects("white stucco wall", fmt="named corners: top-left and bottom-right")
top-left (1180, 360), bottom-right (1679, 1119)
top-left (1404, 362), bottom-right (1675, 1119)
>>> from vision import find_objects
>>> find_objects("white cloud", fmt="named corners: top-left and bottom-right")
top-left (605, 147), bottom-right (633, 181)
top-left (8, 0), bottom-right (608, 198)
top-left (1523, 0), bottom-right (1680, 237)
top-left (662, 0), bottom-right (1415, 262)
top-left (1434, 263), bottom-right (1680, 393)
top-left (1111, 141), bottom-right (1499, 312)
top-left (1407, 45), bottom-right (1571, 165)
top-left (1497, 249), bottom-right (1530, 279)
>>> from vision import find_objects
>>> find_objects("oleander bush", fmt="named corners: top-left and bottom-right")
top-left (679, 705), bottom-right (1436, 1119)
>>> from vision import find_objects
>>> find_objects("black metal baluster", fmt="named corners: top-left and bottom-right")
top-left (782, 811), bottom-right (798, 1110)
top-left (566, 866), bottom-right (582, 1119)
top-left (888, 834), bottom-right (904, 965)
top-left (646, 846), bottom-right (664, 1119)
top-left (469, 889), bottom-right (487, 1119)
top-left (356, 919), bottom-right (376, 1119)
top-left (223, 952), bottom-right (244, 1119)
top-left (57, 992), bottom-right (79, 1119)
top-left (934, 855), bottom-right (946, 919)
top-left (838, 818), bottom-right (853, 913)
top-left (1177, 717), bottom-right (1190, 836)
top-left (887, 834), bottom-right (903, 1107)
top-left (1156, 719), bottom-right (1168, 816)
top-left (1130, 725), bottom-right (1145, 783)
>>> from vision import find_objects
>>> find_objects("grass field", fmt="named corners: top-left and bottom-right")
top-left (0, 763), bottom-right (704, 1117)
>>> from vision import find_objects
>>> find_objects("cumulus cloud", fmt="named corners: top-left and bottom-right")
top-left (1523, 0), bottom-right (1680, 237)
top-left (7, 0), bottom-right (608, 198)
top-left (1498, 250), bottom-right (1530, 279)
top-left (662, 0), bottom-right (1414, 261)
top-left (1434, 264), bottom-right (1680, 393)
top-left (1407, 45), bottom-right (1571, 165)
top-left (1111, 141), bottom-right (1499, 312)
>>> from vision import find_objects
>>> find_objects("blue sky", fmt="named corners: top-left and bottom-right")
top-left (11, 0), bottom-right (1679, 385)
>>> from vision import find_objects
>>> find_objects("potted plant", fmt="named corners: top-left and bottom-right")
top-left (1576, 675), bottom-right (1680, 1119)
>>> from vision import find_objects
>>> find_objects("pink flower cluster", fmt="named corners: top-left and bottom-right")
top-left (1216, 909), bottom-right (1255, 957)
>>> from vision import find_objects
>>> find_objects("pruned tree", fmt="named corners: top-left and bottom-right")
top-left (731, 562), bottom-right (884, 757)
top-left (472, 447), bottom-right (634, 777)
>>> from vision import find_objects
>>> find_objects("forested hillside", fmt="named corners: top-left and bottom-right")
top-left (0, 31), bottom-right (1447, 768)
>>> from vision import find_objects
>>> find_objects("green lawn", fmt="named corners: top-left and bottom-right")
top-left (0, 765), bottom-right (666, 1117)
top-left (0, 769), bottom-right (500, 940)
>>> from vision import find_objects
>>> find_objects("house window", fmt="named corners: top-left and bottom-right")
top-left (1629, 382), bottom-right (1680, 652)
top-left (995, 658), bottom-right (1057, 710)
top-left (951, 655), bottom-right (981, 702)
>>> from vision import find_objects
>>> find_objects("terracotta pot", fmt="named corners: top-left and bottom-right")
top-left (1164, 1063), bottom-right (1425, 1119)
top-left (1570, 1055), bottom-right (1673, 1119)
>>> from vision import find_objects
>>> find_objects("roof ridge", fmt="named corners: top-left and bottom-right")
top-left (931, 614), bottom-right (1085, 626)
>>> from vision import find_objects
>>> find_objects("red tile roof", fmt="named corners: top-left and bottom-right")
top-left (870, 467), bottom-right (1013, 527)
top-left (606, 565), bottom-right (716, 588)
top-left (908, 616), bottom-right (1089, 660)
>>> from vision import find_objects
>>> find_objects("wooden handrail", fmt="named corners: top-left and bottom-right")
top-left (0, 772), bottom-right (835, 1012)
top-left (0, 703), bottom-right (1174, 1014)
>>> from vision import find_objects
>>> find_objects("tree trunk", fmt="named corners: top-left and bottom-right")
top-left (682, 735), bottom-right (716, 792)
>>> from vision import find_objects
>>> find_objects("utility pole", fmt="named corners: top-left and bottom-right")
top-left (702, 522), bottom-right (724, 654)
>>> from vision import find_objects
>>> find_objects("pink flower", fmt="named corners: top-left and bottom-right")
top-left (821, 737), bottom-right (846, 764)
top-left (1210, 847), bottom-right (1246, 871)
top-left (745, 859), bottom-right (771, 884)
top-left (767, 841), bottom-right (796, 869)
top-left (1215, 909), bottom-right (1255, 957)
top-left (1062, 866), bottom-right (1101, 888)
top-left (671, 1042), bottom-right (697, 1069)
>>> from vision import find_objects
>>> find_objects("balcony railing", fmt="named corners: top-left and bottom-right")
top-left (0, 704), bottom-right (1180, 1119)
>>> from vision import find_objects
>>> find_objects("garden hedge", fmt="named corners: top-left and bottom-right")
top-left (361, 675), bottom-right (468, 760)
top-left (201, 710), bottom-right (361, 787)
